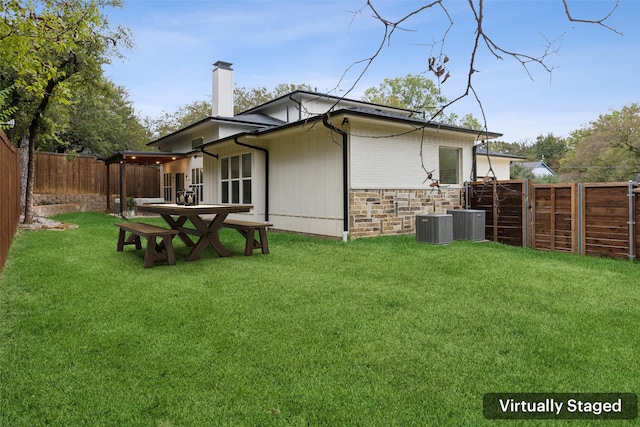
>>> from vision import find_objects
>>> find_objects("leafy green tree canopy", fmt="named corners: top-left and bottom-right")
top-left (560, 104), bottom-right (640, 182)
top-left (362, 74), bottom-right (481, 129)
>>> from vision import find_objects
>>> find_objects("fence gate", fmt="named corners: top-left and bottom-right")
top-left (532, 184), bottom-right (578, 253)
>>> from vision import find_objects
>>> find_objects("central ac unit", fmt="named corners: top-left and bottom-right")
top-left (416, 214), bottom-right (453, 244)
top-left (446, 209), bottom-right (486, 241)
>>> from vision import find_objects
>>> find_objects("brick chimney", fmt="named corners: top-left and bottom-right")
top-left (212, 61), bottom-right (234, 117)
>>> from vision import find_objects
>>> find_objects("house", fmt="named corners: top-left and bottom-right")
top-left (475, 148), bottom-right (527, 181)
top-left (514, 160), bottom-right (555, 178)
top-left (148, 61), bottom-right (502, 239)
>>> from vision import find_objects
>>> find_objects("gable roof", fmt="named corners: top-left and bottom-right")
top-left (515, 160), bottom-right (556, 175)
top-left (192, 105), bottom-right (502, 155)
top-left (237, 89), bottom-right (418, 117)
top-left (150, 89), bottom-right (503, 152)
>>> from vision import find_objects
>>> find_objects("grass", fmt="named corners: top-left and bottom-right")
top-left (1, 212), bottom-right (638, 426)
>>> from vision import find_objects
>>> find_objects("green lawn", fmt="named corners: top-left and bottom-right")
top-left (1, 212), bottom-right (638, 426)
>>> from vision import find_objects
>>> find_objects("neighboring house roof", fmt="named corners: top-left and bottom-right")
top-left (515, 161), bottom-right (555, 177)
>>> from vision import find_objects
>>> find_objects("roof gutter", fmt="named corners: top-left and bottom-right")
top-left (234, 135), bottom-right (269, 221)
top-left (321, 114), bottom-right (349, 241)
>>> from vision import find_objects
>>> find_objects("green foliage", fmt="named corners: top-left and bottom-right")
top-left (532, 133), bottom-right (567, 172)
top-left (362, 74), bottom-right (481, 128)
top-left (362, 73), bottom-right (446, 112)
top-left (1, 213), bottom-right (638, 425)
top-left (40, 76), bottom-right (151, 156)
top-left (0, 0), bottom-right (131, 143)
top-left (234, 82), bottom-right (313, 114)
top-left (147, 99), bottom-right (212, 139)
top-left (0, 85), bottom-right (17, 130)
top-left (560, 104), bottom-right (640, 182)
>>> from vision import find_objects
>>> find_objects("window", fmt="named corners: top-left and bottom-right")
top-left (439, 147), bottom-right (460, 185)
top-left (221, 153), bottom-right (251, 204)
top-left (191, 137), bottom-right (204, 149)
top-left (191, 167), bottom-right (204, 202)
top-left (163, 173), bottom-right (172, 201)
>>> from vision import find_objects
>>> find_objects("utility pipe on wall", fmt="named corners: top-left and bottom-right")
top-left (321, 114), bottom-right (349, 241)
top-left (234, 136), bottom-right (269, 221)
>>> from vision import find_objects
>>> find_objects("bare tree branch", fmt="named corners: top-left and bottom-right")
top-left (562, 0), bottom-right (622, 35)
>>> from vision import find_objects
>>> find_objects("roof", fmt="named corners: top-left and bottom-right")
top-left (341, 107), bottom-right (502, 139)
top-left (514, 160), bottom-right (556, 175)
top-left (192, 106), bottom-right (502, 155)
top-left (147, 115), bottom-right (283, 147)
top-left (237, 89), bottom-right (419, 117)
top-left (476, 148), bottom-right (527, 160)
top-left (149, 89), bottom-right (503, 153)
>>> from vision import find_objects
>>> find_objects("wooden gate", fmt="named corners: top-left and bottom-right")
top-left (532, 184), bottom-right (578, 253)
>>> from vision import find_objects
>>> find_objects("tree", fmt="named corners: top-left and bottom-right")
top-left (532, 133), bottom-right (566, 172)
top-left (362, 74), bottom-right (481, 129)
top-left (40, 76), bottom-right (150, 156)
top-left (234, 83), bottom-right (313, 113)
top-left (147, 100), bottom-right (211, 139)
top-left (560, 104), bottom-right (640, 182)
top-left (1, 0), bottom-right (130, 223)
top-left (362, 74), bottom-right (446, 112)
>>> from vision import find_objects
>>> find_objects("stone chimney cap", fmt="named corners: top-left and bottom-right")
top-left (213, 61), bottom-right (233, 70)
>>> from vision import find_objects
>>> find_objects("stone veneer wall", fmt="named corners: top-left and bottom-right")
top-left (33, 193), bottom-right (107, 217)
top-left (350, 188), bottom-right (463, 239)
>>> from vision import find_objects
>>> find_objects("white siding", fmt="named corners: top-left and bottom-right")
top-left (267, 129), bottom-right (344, 237)
top-left (476, 155), bottom-right (513, 180)
top-left (202, 154), bottom-right (218, 203)
top-left (349, 123), bottom-right (474, 189)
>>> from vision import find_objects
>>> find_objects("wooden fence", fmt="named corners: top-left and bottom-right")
top-left (0, 130), bottom-right (20, 272)
top-left (466, 180), bottom-right (531, 248)
top-left (466, 180), bottom-right (640, 260)
top-left (34, 152), bottom-right (160, 197)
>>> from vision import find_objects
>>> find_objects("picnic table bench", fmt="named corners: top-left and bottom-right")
top-left (116, 222), bottom-right (178, 268)
top-left (221, 219), bottom-right (273, 256)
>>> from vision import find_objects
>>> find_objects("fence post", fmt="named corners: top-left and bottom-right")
top-left (577, 183), bottom-right (583, 255)
top-left (523, 179), bottom-right (530, 247)
top-left (628, 181), bottom-right (635, 261)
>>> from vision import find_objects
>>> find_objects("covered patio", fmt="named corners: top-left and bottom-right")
top-left (104, 151), bottom-right (185, 215)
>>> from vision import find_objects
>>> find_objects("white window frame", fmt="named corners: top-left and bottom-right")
top-left (191, 167), bottom-right (204, 202)
top-left (220, 153), bottom-right (251, 204)
top-left (163, 172), bottom-right (172, 202)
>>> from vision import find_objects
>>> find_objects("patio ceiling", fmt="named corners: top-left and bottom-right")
top-left (104, 151), bottom-right (185, 165)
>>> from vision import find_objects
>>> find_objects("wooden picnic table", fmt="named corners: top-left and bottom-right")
top-left (136, 203), bottom-right (252, 261)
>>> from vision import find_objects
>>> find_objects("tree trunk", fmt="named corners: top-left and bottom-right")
top-left (23, 133), bottom-right (36, 224)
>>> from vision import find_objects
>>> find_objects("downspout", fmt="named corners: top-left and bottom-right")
top-left (322, 114), bottom-right (349, 242)
top-left (472, 142), bottom-right (479, 182)
top-left (234, 136), bottom-right (269, 221)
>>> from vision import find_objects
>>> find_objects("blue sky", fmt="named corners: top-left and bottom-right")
top-left (102, 0), bottom-right (640, 142)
